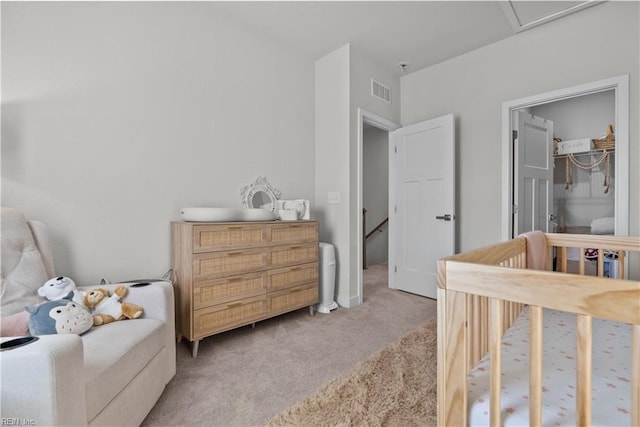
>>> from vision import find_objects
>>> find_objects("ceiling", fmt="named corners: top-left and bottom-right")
top-left (209, 1), bottom-right (601, 76)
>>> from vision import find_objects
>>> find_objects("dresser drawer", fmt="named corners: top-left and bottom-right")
top-left (193, 224), bottom-right (268, 252)
top-left (193, 248), bottom-right (268, 280)
top-left (268, 262), bottom-right (318, 292)
top-left (268, 283), bottom-right (318, 315)
top-left (194, 272), bottom-right (267, 310)
top-left (193, 295), bottom-right (267, 339)
top-left (270, 243), bottom-right (318, 268)
top-left (270, 222), bottom-right (318, 245)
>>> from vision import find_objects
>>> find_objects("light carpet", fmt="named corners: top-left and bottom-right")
top-left (142, 264), bottom-right (436, 426)
top-left (267, 318), bottom-right (438, 427)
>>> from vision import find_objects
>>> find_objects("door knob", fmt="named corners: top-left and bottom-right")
top-left (435, 214), bottom-right (453, 221)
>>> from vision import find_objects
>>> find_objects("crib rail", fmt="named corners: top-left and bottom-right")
top-left (437, 233), bottom-right (640, 427)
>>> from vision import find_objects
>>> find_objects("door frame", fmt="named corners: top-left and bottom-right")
top-left (501, 75), bottom-right (629, 240)
top-left (357, 108), bottom-right (400, 304)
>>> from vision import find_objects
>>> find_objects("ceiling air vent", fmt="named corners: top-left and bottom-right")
top-left (371, 79), bottom-right (391, 103)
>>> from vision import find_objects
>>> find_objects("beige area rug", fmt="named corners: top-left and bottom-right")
top-left (268, 318), bottom-right (437, 427)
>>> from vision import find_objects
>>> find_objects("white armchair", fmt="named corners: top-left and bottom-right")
top-left (0, 207), bottom-right (176, 426)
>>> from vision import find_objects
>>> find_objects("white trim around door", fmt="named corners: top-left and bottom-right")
top-left (357, 108), bottom-right (400, 305)
top-left (501, 75), bottom-right (630, 241)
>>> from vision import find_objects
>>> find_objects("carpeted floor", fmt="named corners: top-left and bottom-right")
top-left (142, 263), bottom-right (436, 427)
top-left (268, 318), bottom-right (438, 426)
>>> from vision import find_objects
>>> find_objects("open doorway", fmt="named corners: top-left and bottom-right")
top-left (362, 124), bottom-right (390, 269)
top-left (357, 110), bottom-right (455, 302)
top-left (502, 75), bottom-right (629, 240)
top-left (361, 124), bottom-right (390, 300)
top-left (356, 109), bottom-right (400, 305)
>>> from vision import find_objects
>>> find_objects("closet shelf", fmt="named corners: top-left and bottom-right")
top-left (554, 148), bottom-right (615, 159)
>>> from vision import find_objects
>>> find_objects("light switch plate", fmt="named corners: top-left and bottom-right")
top-left (328, 192), bottom-right (341, 204)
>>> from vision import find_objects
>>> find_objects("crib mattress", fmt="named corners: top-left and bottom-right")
top-left (468, 307), bottom-right (632, 426)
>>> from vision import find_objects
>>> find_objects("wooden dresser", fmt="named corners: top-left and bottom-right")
top-left (171, 220), bottom-right (319, 357)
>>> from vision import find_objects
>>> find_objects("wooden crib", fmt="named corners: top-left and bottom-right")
top-left (437, 233), bottom-right (640, 426)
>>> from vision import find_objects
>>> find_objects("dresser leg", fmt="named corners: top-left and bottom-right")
top-left (309, 305), bottom-right (315, 316)
top-left (191, 340), bottom-right (200, 358)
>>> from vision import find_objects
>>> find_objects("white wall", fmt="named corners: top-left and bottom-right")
top-left (1, 2), bottom-right (316, 283)
top-left (314, 45), bottom-right (350, 307)
top-left (401, 1), bottom-right (639, 252)
top-left (349, 49), bottom-right (399, 304)
top-left (532, 91), bottom-right (615, 142)
top-left (315, 44), bottom-right (399, 307)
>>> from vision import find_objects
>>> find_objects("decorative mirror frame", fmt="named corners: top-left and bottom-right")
top-left (240, 176), bottom-right (281, 213)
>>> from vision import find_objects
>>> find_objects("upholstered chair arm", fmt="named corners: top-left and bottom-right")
top-left (0, 334), bottom-right (87, 426)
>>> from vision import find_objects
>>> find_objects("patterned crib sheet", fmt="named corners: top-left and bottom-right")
top-left (468, 307), bottom-right (632, 426)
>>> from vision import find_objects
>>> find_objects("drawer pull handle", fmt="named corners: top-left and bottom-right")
top-left (289, 267), bottom-right (301, 271)
top-left (226, 226), bottom-right (243, 230)
top-left (226, 251), bottom-right (243, 256)
top-left (226, 277), bottom-right (243, 283)
top-left (289, 246), bottom-right (301, 250)
top-left (227, 302), bottom-right (242, 309)
top-left (289, 288), bottom-right (304, 294)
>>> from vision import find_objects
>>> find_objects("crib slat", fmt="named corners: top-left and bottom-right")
top-left (632, 324), bottom-right (640, 427)
top-left (576, 315), bottom-right (592, 426)
top-left (529, 306), bottom-right (543, 427)
top-left (437, 288), bottom-right (468, 427)
top-left (618, 250), bottom-right (625, 280)
top-left (481, 297), bottom-right (488, 361)
top-left (489, 298), bottom-right (502, 427)
top-left (559, 246), bottom-right (568, 272)
top-left (469, 295), bottom-right (478, 369)
top-left (597, 251), bottom-right (604, 277)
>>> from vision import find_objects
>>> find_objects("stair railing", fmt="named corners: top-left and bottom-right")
top-left (362, 208), bottom-right (389, 269)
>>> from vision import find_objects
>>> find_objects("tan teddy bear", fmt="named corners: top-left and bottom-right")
top-left (83, 285), bottom-right (144, 326)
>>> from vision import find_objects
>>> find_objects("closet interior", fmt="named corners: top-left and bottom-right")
top-left (531, 90), bottom-right (617, 276)
top-left (530, 90), bottom-right (616, 235)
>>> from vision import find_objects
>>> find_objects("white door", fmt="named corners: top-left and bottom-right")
top-left (514, 111), bottom-right (554, 236)
top-left (391, 114), bottom-right (455, 299)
